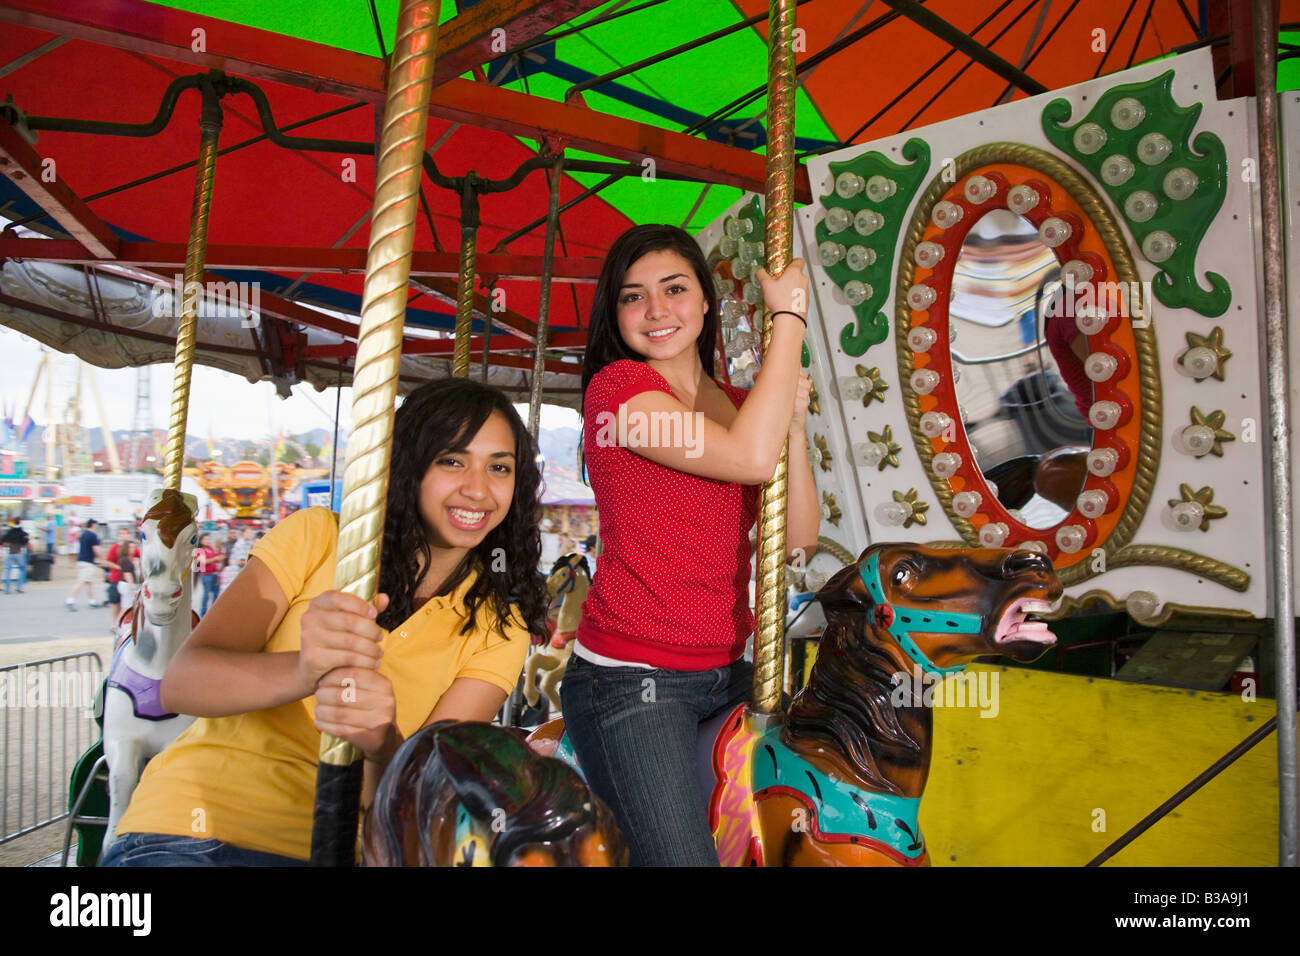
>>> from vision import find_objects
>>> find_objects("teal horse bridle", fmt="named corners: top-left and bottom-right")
top-left (860, 553), bottom-right (984, 678)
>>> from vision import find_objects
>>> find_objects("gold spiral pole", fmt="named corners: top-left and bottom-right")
top-left (311, 0), bottom-right (442, 866)
top-left (162, 89), bottom-right (222, 490)
top-left (750, 0), bottom-right (797, 717)
top-left (451, 179), bottom-right (479, 379)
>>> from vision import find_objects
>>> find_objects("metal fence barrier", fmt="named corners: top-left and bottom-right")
top-left (1, 653), bottom-right (104, 845)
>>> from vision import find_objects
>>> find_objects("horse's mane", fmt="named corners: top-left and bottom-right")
top-left (141, 489), bottom-right (194, 548)
top-left (782, 611), bottom-right (922, 797)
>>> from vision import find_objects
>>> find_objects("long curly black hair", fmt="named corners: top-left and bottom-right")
top-left (376, 378), bottom-right (548, 643)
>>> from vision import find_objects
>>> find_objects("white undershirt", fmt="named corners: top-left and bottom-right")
top-left (572, 640), bottom-right (655, 670)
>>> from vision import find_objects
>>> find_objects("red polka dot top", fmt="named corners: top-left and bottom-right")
top-left (577, 359), bottom-right (760, 670)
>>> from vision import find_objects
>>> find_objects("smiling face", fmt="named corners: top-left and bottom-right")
top-left (615, 248), bottom-right (708, 363)
top-left (417, 410), bottom-right (517, 557)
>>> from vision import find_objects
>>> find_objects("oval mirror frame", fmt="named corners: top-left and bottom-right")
top-left (896, 143), bottom-right (1160, 586)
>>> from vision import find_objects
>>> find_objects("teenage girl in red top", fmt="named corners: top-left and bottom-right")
top-left (564, 223), bottom-right (819, 866)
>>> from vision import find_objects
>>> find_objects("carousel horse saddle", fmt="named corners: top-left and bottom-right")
top-left (106, 656), bottom-right (177, 721)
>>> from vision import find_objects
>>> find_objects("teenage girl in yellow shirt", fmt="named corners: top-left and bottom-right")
top-left (102, 379), bottom-right (548, 865)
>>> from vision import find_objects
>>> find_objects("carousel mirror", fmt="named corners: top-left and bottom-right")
top-left (896, 144), bottom-right (1159, 586)
top-left (950, 209), bottom-right (1092, 530)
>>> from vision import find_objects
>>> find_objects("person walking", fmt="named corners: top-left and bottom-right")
top-left (66, 518), bottom-right (105, 611)
top-left (195, 533), bottom-right (221, 617)
top-left (3, 519), bottom-right (30, 594)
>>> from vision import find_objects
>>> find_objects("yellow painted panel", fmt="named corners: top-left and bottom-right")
top-left (919, 665), bottom-right (1288, 866)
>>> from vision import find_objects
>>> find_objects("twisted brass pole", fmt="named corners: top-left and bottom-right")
top-left (162, 87), bottom-right (222, 490)
top-left (451, 178), bottom-right (479, 379)
top-left (527, 154), bottom-right (564, 438)
top-left (311, 0), bottom-right (442, 866)
top-left (750, 0), bottom-right (798, 717)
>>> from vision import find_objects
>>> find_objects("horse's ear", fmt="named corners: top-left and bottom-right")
top-left (180, 492), bottom-right (198, 518)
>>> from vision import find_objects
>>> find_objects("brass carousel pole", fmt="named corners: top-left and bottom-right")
top-left (527, 154), bottom-right (564, 437)
top-left (451, 176), bottom-right (480, 379)
top-left (310, 0), bottom-right (442, 866)
top-left (162, 79), bottom-right (223, 491)
top-left (750, 0), bottom-right (798, 718)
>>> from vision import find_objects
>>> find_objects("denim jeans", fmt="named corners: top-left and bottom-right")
top-left (559, 653), bottom-right (752, 867)
top-left (199, 573), bottom-right (219, 616)
top-left (4, 552), bottom-right (26, 593)
top-left (100, 832), bottom-right (309, 867)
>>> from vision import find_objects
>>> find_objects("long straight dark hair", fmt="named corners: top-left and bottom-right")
top-left (376, 378), bottom-right (548, 643)
top-left (580, 223), bottom-right (719, 408)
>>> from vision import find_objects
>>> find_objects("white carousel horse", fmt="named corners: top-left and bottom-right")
top-left (523, 553), bottom-right (591, 713)
top-left (100, 488), bottom-right (200, 852)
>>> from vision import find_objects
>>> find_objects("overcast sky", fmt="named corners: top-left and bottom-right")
top-left (1, 326), bottom-right (580, 443)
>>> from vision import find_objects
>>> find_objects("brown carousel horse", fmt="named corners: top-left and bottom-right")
top-left (367, 543), bottom-right (1060, 866)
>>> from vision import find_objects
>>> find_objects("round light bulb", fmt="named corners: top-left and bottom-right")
top-left (1008, 509), bottom-right (1027, 525)
top-left (844, 280), bottom-right (872, 306)
top-left (718, 236), bottom-right (739, 258)
top-left (845, 245), bottom-right (876, 272)
top-left (1039, 217), bottom-right (1072, 248)
top-left (1171, 500), bottom-right (1205, 531)
top-left (914, 241), bottom-right (945, 269)
top-left (1181, 423), bottom-right (1216, 457)
top-left (1056, 525), bottom-right (1087, 553)
top-left (952, 491), bottom-right (982, 517)
top-left (907, 284), bottom-right (937, 311)
top-left (805, 569), bottom-right (828, 592)
top-left (835, 171), bottom-right (865, 199)
top-left (910, 368), bottom-right (941, 394)
top-left (1137, 132), bottom-right (1173, 165)
top-left (826, 206), bottom-right (852, 234)
top-left (932, 452), bottom-right (962, 478)
top-left (947, 324), bottom-right (958, 343)
top-left (985, 479), bottom-right (999, 497)
top-left (740, 240), bottom-right (764, 261)
top-left (1089, 400), bottom-right (1123, 430)
top-left (742, 281), bottom-right (763, 306)
top-left (865, 175), bottom-right (897, 203)
top-left (721, 298), bottom-right (747, 327)
top-left (963, 175), bottom-right (997, 205)
top-left (818, 240), bottom-right (846, 268)
top-left (854, 209), bottom-right (884, 235)
top-left (713, 272), bottom-right (731, 297)
top-left (1124, 190), bottom-right (1159, 223)
top-left (855, 441), bottom-right (888, 468)
top-left (1163, 167), bottom-right (1198, 201)
top-left (919, 411), bottom-right (952, 439)
top-left (880, 501), bottom-right (911, 526)
top-left (979, 523), bottom-right (1009, 547)
top-left (1072, 122), bottom-right (1108, 154)
top-left (1182, 346), bottom-right (1218, 380)
top-left (1111, 97), bottom-right (1146, 130)
top-left (1077, 489), bottom-right (1110, 518)
top-left (931, 201), bottom-right (963, 229)
top-left (1075, 307), bottom-right (1110, 336)
top-left (1006, 184), bottom-right (1040, 215)
top-left (1142, 230), bottom-right (1178, 264)
top-left (725, 217), bottom-right (754, 239)
top-left (1101, 154), bottom-right (1135, 186)
top-left (1086, 448), bottom-right (1119, 477)
top-left (1127, 590), bottom-right (1160, 621)
top-left (1061, 259), bottom-right (1094, 287)
top-left (908, 327), bottom-right (938, 353)
top-left (1085, 352), bottom-right (1119, 382)
top-left (1020, 540), bottom-right (1049, 555)
top-left (839, 376), bottom-right (868, 402)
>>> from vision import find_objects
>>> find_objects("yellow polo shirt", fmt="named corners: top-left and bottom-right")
top-left (116, 506), bottom-right (529, 860)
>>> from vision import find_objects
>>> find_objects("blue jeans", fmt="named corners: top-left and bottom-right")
top-left (199, 573), bottom-right (219, 616)
top-left (560, 653), bottom-right (752, 867)
top-left (4, 552), bottom-right (26, 593)
top-left (100, 832), bottom-right (309, 867)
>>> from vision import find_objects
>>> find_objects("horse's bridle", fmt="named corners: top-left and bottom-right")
top-left (860, 553), bottom-right (983, 678)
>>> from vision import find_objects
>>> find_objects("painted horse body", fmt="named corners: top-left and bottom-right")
top-left (523, 553), bottom-right (590, 713)
top-left (369, 544), bottom-right (1060, 866)
top-left (101, 488), bottom-right (199, 852)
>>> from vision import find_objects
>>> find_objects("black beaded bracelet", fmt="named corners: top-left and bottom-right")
top-left (769, 309), bottom-right (807, 329)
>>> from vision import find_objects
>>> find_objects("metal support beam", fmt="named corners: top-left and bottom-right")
top-left (0, 238), bottom-right (604, 280)
top-left (0, 119), bottom-right (120, 258)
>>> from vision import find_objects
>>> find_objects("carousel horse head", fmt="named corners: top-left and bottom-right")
top-left (364, 720), bottom-right (626, 867)
top-left (814, 543), bottom-right (1063, 674)
top-left (546, 552), bottom-right (591, 599)
top-left (136, 488), bottom-right (199, 627)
